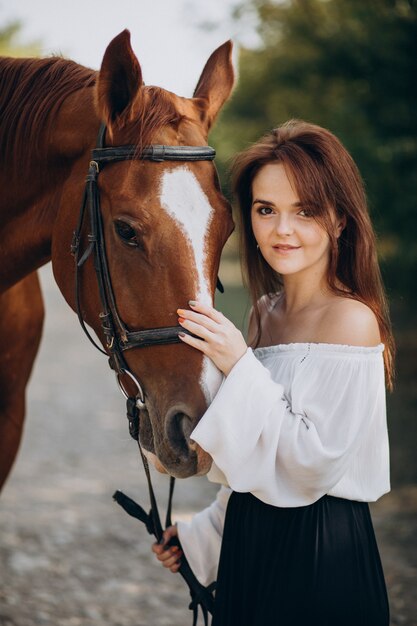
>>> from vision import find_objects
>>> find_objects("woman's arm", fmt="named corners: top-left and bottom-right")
top-left (190, 345), bottom-right (385, 506)
top-left (176, 485), bottom-right (232, 586)
top-left (177, 301), bottom-right (386, 507)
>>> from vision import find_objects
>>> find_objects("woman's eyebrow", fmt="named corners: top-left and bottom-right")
top-left (252, 198), bottom-right (275, 207)
top-left (252, 198), bottom-right (304, 208)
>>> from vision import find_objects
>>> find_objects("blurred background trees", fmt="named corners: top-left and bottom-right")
top-left (212, 0), bottom-right (417, 305)
top-left (0, 20), bottom-right (40, 57)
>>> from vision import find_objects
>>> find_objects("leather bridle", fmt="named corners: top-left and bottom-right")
top-left (71, 123), bottom-right (220, 624)
top-left (71, 123), bottom-right (222, 416)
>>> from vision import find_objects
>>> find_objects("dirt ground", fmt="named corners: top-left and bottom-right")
top-left (1, 266), bottom-right (416, 626)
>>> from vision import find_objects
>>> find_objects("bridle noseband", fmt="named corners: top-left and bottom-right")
top-left (71, 123), bottom-right (221, 624)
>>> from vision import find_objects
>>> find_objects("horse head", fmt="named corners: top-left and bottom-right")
top-left (52, 31), bottom-right (235, 478)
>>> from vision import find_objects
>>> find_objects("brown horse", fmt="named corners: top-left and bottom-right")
top-left (0, 30), bottom-right (235, 489)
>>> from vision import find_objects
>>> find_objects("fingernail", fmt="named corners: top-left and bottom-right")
top-left (178, 332), bottom-right (186, 338)
top-left (178, 317), bottom-right (185, 324)
top-left (177, 308), bottom-right (184, 314)
top-left (188, 300), bottom-right (197, 307)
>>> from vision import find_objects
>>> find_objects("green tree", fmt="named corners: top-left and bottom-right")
top-left (211, 0), bottom-right (417, 302)
top-left (0, 20), bottom-right (41, 57)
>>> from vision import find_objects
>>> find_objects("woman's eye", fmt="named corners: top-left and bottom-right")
top-left (298, 208), bottom-right (313, 217)
top-left (257, 206), bottom-right (273, 215)
top-left (115, 221), bottom-right (139, 247)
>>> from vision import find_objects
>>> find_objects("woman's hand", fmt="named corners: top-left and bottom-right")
top-left (151, 525), bottom-right (182, 573)
top-left (177, 301), bottom-right (248, 376)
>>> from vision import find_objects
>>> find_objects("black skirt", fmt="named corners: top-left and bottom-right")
top-left (212, 491), bottom-right (389, 626)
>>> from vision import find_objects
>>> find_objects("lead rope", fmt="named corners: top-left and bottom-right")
top-left (113, 399), bottom-right (216, 626)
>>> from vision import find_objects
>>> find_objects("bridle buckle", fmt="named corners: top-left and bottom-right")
top-left (149, 145), bottom-right (165, 162)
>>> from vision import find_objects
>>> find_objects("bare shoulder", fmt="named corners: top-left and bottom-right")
top-left (319, 297), bottom-right (381, 346)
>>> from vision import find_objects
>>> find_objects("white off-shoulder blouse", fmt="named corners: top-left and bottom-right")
top-left (177, 343), bottom-right (390, 586)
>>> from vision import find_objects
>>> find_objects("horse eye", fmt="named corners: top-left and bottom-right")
top-left (114, 220), bottom-right (138, 247)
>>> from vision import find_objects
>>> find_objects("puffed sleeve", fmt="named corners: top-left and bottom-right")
top-left (190, 346), bottom-right (385, 507)
top-left (176, 485), bottom-right (232, 586)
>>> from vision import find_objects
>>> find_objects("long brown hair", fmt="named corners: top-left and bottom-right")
top-left (231, 119), bottom-right (395, 389)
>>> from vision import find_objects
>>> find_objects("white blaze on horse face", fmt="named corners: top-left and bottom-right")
top-left (200, 354), bottom-right (223, 404)
top-left (159, 167), bottom-right (223, 403)
top-left (160, 167), bottom-right (212, 304)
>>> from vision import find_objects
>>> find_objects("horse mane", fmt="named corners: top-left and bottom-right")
top-left (0, 56), bottom-right (96, 173)
top-left (0, 56), bottom-right (185, 177)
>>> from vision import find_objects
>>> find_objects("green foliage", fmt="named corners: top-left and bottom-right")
top-left (0, 20), bottom-right (41, 57)
top-left (211, 0), bottom-right (417, 302)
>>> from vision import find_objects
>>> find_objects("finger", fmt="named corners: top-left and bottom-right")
top-left (157, 550), bottom-right (175, 563)
top-left (158, 546), bottom-right (181, 563)
top-left (170, 560), bottom-right (181, 573)
top-left (178, 317), bottom-right (216, 341)
top-left (187, 301), bottom-right (224, 323)
top-left (178, 331), bottom-right (209, 354)
top-left (163, 554), bottom-right (182, 569)
top-left (162, 556), bottom-right (178, 569)
top-left (152, 542), bottom-right (168, 555)
top-left (177, 308), bottom-right (219, 332)
top-left (162, 526), bottom-right (178, 542)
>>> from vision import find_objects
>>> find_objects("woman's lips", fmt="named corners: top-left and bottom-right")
top-left (273, 244), bottom-right (300, 253)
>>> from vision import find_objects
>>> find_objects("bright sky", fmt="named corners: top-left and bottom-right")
top-left (0, 0), bottom-right (260, 96)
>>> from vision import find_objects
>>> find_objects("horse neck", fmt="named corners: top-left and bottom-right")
top-left (0, 87), bottom-right (98, 292)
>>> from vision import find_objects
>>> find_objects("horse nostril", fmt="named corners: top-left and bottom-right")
top-left (166, 410), bottom-right (194, 458)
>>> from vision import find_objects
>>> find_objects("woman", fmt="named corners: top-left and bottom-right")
top-left (152, 120), bottom-right (392, 625)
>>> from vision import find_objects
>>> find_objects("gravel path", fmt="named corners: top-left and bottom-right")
top-left (0, 266), bottom-right (416, 626)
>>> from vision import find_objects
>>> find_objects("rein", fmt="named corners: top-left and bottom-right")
top-left (71, 123), bottom-right (220, 625)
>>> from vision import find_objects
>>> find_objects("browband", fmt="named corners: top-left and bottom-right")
top-left (91, 145), bottom-right (216, 165)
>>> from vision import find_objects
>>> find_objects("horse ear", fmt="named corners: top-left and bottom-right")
top-left (96, 30), bottom-right (144, 131)
top-left (193, 40), bottom-right (235, 129)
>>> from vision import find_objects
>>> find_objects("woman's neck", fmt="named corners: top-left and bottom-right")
top-left (281, 270), bottom-right (332, 315)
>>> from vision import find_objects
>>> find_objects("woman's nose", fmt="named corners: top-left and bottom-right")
top-left (275, 214), bottom-right (294, 236)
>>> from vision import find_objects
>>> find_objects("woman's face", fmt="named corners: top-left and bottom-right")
top-left (251, 162), bottom-right (339, 280)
